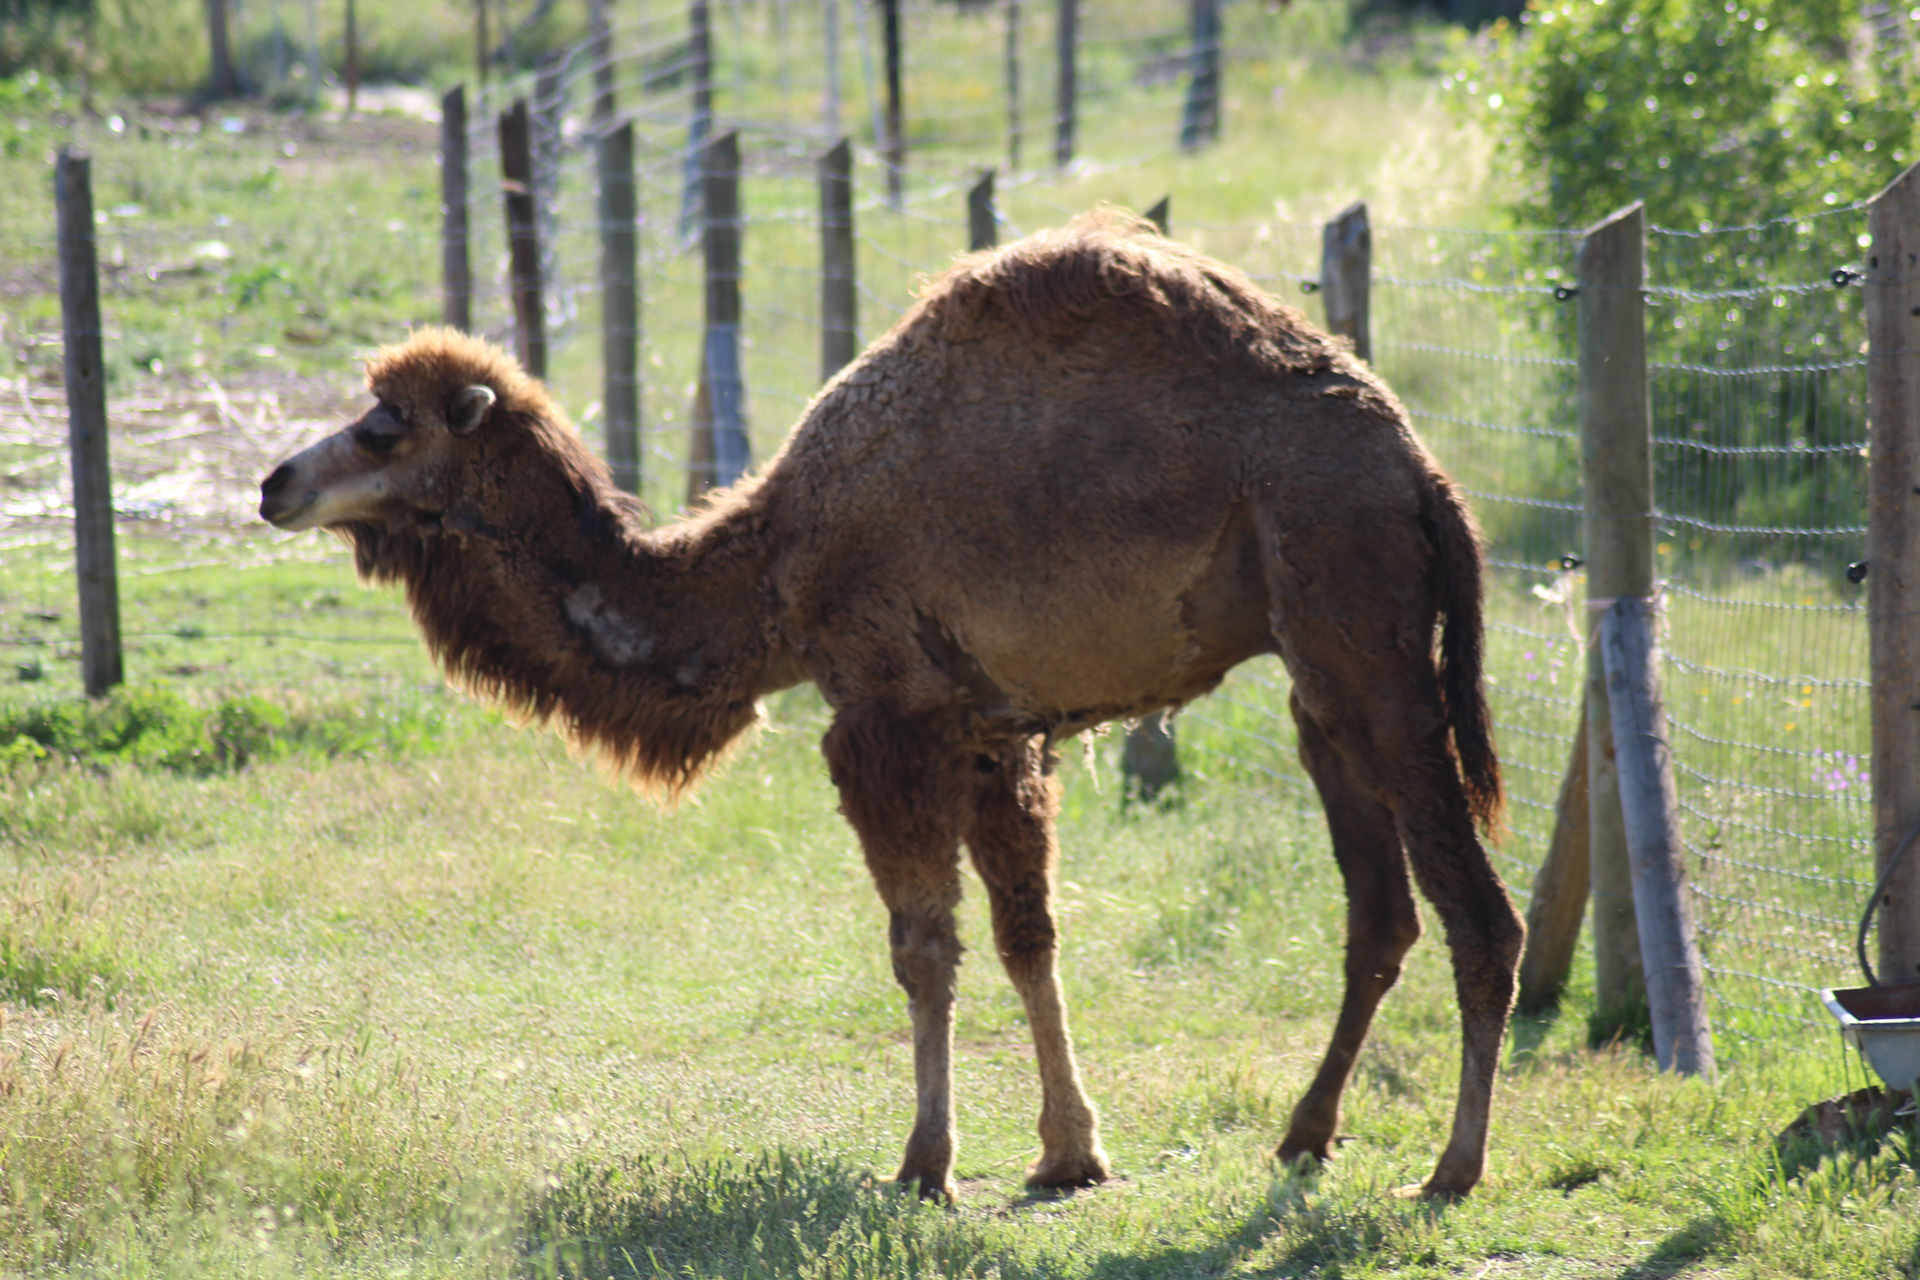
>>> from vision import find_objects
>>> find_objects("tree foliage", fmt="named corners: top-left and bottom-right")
top-left (1469, 0), bottom-right (1915, 231)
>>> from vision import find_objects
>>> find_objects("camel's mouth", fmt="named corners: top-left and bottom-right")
top-left (259, 462), bottom-right (322, 530)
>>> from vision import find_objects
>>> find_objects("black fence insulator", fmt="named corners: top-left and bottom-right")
top-left (1553, 284), bottom-right (1578, 301)
top-left (1560, 554), bottom-right (1584, 571)
top-left (1848, 560), bottom-right (1869, 584)
top-left (1832, 267), bottom-right (1863, 288)
top-left (1299, 279), bottom-right (1319, 293)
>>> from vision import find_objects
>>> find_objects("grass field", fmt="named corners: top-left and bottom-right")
top-left (0, 5), bottom-right (1915, 1274)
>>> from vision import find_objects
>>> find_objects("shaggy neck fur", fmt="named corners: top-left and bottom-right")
top-left (343, 377), bottom-right (777, 796)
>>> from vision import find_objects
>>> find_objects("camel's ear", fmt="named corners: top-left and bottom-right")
top-left (449, 384), bottom-right (496, 436)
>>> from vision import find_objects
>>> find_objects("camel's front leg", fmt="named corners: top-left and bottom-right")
top-left (824, 705), bottom-right (970, 1200)
top-left (888, 901), bottom-right (962, 1196)
top-left (966, 742), bottom-right (1109, 1187)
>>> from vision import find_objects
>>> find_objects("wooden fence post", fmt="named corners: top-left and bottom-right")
top-left (1868, 161), bottom-right (1920, 983)
top-left (681, 0), bottom-right (714, 238)
top-left (600, 121), bottom-right (640, 494)
top-left (1321, 201), bottom-right (1370, 363)
top-left (820, 138), bottom-right (857, 382)
top-left (1005, 0), bottom-right (1021, 171)
top-left (1601, 598), bottom-right (1715, 1075)
top-left (968, 169), bottom-right (995, 252)
top-left (206, 0), bottom-right (240, 98)
top-left (1578, 201), bottom-right (1650, 1030)
top-left (1145, 195), bottom-right (1168, 234)
top-left (1517, 704), bottom-right (1591, 1013)
top-left (1054, 0), bottom-right (1076, 169)
top-left (881, 0), bottom-right (904, 207)
top-left (689, 131), bottom-right (748, 502)
top-left (499, 98), bottom-right (547, 378)
top-left (441, 85), bottom-right (472, 332)
top-left (54, 149), bottom-right (123, 699)
top-left (1179, 0), bottom-right (1221, 151)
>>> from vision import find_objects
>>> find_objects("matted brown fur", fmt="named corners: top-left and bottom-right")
top-left (260, 208), bottom-right (1523, 1201)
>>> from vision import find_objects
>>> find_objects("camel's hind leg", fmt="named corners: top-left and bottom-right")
top-left (1276, 690), bottom-right (1422, 1170)
top-left (1256, 508), bottom-right (1523, 1199)
top-left (823, 704), bottom-right (971, 1201)
top-left (964, 740), bottom-right (1110, 1188)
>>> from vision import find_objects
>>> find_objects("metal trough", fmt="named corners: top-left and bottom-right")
top-left (1821, 982), bottom-right (1920, 1093)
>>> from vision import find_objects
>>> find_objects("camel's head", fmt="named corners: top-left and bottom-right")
top-left (259, 328), bottom-right (540, 534)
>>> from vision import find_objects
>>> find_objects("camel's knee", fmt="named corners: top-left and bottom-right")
top-left (888, 909), bottom-right (961, 1001)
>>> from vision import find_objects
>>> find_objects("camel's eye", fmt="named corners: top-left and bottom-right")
top-left (355, 422), bottom-right (402, 457)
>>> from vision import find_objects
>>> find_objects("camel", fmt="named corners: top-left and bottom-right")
top-left (259, 211), bottom-right (1524, 1201)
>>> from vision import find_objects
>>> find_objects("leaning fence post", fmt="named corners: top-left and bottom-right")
top-left (820, 138), bottom-right (857, 382)
top-left (600, 121), bottom-right (640, 494)
top-left (54, 148), bottom-right (123, 698)
top-left (1867, 161), bottom-right (1920, 983)
top-left (1054, 0), bottom-right (1076, 169)
top-left (1178, 0), bottom-right (1220, 151)
top-left (689, 131), bottom-right (748, 502)
top-left (1578, 201), bottom-right (1651, 1032)
top-left (1145, 194), bottom-right (1168, 234)
top-left (1517, 704), bottom-right (1592, 1014)
top-left (1601, 597), bottom-right (1715, 1076)
top-left (499, 99), bottom-right (546, 378)
top-left (968, 169), bottom-right (995, 252)
top-left (441, 84), bottom-right (472, 332)
top-left (1320, 201), bottom-right (1370, 363)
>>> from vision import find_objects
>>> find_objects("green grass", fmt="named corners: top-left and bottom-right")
top-left (0, 8), bottom-right (1908, 1275)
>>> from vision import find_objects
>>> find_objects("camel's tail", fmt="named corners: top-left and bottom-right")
top-left (1423, 473), bottom-right (1505, 835)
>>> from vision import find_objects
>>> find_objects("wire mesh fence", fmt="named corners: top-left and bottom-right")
top-left (0, 4), bottom-right (1886, 1060)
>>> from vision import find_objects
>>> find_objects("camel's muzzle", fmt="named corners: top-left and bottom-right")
top-left (258, 460), bottom-right (320, 529)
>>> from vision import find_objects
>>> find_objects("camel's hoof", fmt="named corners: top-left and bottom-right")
top-left (894, 1173), bottom-right (957, 1202)
top-left (1274, 1137), bottom-right (1332, 1174)
top-left (1024, 1147), bottom-right (1111, 1188)
top-left (1390, 1180), bottom-right (1468, 1203)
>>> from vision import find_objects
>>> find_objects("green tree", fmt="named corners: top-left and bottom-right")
top-left (1470, 0), bottom-right (1914, 231)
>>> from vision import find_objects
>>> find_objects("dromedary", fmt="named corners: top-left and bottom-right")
top-left (259, 212), bottom-right (1523, 1201)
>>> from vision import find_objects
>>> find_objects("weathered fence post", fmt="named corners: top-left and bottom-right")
top-left (499, 98), bottom-right (547, 378)
top-left (968, 169), bottom-right (995, 252)
top-left (1578, 201), bottom-right (1650, 1032)
top-left (1320, 201), bottom-right (1370, 363)
top-left (688, 132), bottom-right (749, 502)
top-left (1179, 0), bottom-right (1221, 151)
top-left (1054, 0), bottom-right (1076, 169)
top-left (1005, 0), bottom-right (1021, 171)
top-left (1868, 161), bottom-right (1920, 983)
top-left (820, 138), bottom-right (857, 382)
top-left (441, 85), bottom-right (472, 332)
top-left (1145, 194), bottom-right (1168, 234)
top-left (881, 0), bottom-right (904, 207)
top-left (206, 0), bottom-right (240, 98)
top-left (54, 149), bottom-right (123, 698)
top-left (1601, 597), bottom-right (1715, 1075)
top-left (681, 0), bottom-right (714, 238)
top-left (1517, 705), bottom-right (1591, 1014)
top-left (600, 121), bottom-right (641, 494)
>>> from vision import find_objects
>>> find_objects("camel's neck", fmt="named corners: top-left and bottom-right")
top-left (367, 468), bottom-right (782, 794)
